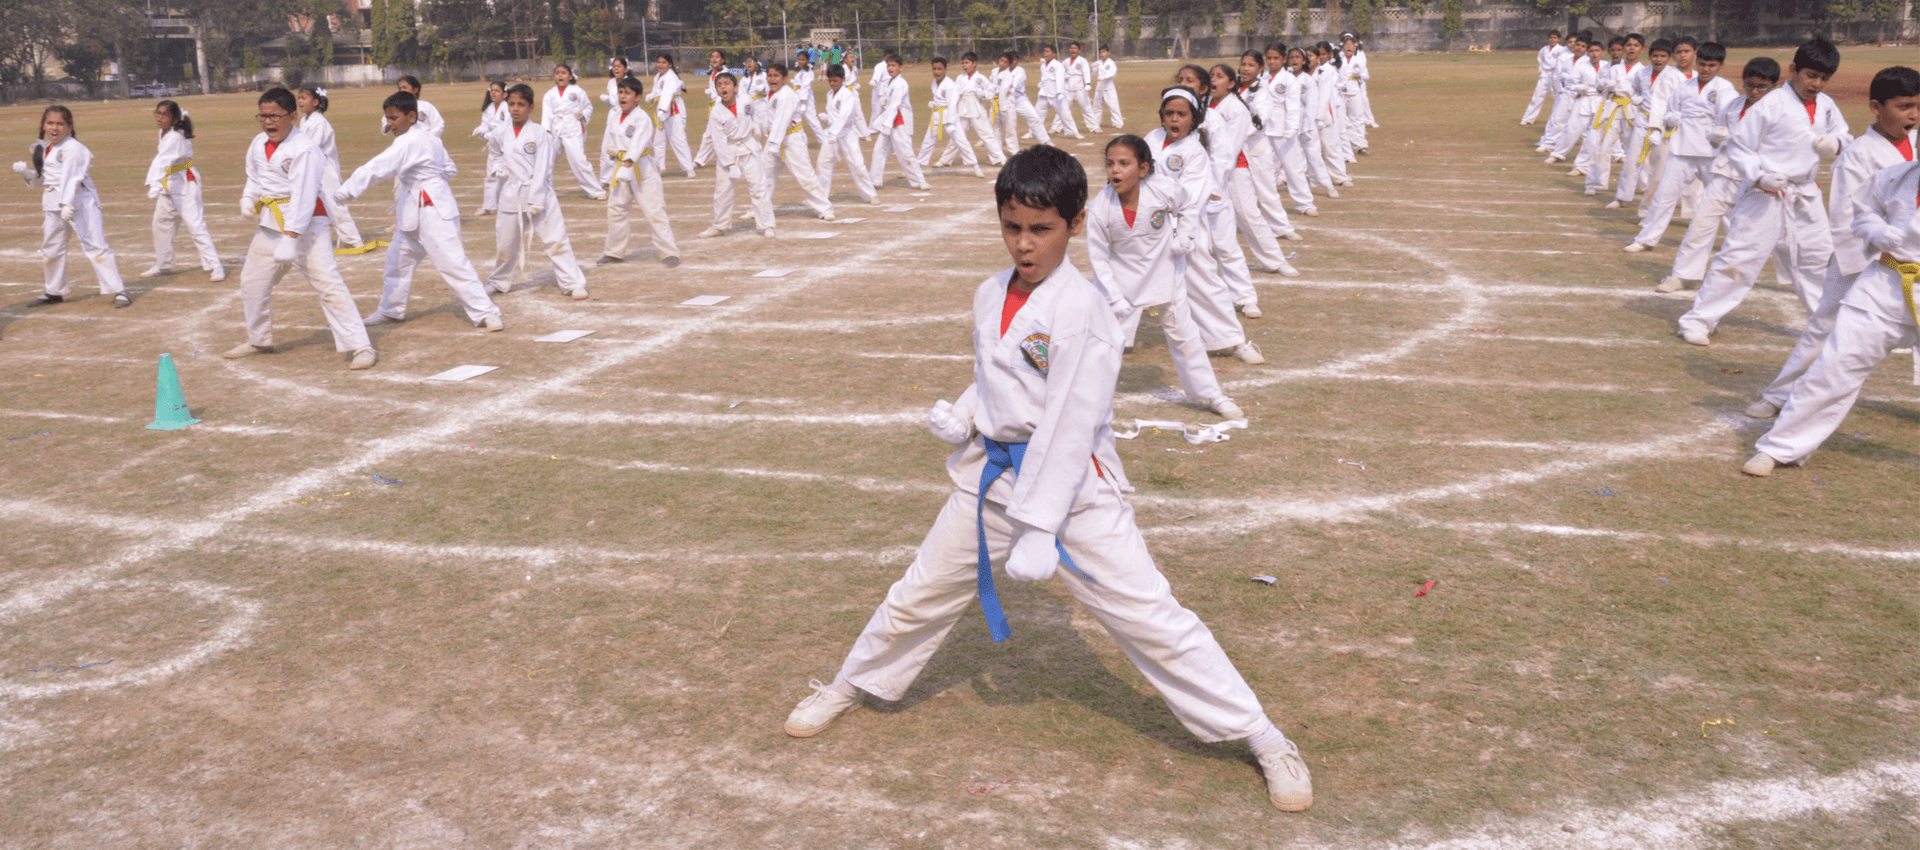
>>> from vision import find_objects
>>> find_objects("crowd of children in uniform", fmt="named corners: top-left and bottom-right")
top-left (1522, 32), bottom-right (1919, 478)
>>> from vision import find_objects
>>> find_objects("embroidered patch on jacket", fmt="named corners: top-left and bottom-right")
top-left (1165, 154), bottom-right (1184, 171)
top-left (624, 125), bottom-right (636, 137)
top-left (281, 158), bottom-right (293, 173)
top-left (1019, 333), bottom-right (1051, 373)
top-left (1150, 209), bottom-right (1169, 230)
top-left (523, 141), bottom-right (538, 155)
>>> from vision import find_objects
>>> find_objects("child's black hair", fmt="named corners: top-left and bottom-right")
top-left (1176, 63), bottom-right (1209, 93)
top-left (156, 99), bottom-right (194, 138)
top-left (826, 64), bottom-right (846, 79)
top-left (652, 52), bottom-right (674, 67)
top-left (1041, 43), bottom-right (1056, 54)
top-left (616, 76), bottom-right (645, 97)
top-left (479, 80), bottom-right (503, 113)
top-left (961, 51), bottom-right (979, 63)
top-left (1265, 41), bottom-right (1288, 56)
top-left (35, 105), bottom-right (74, 176)
top-left (712, 71), bottom-right (738, 88)
top-left (1069, 40), bottom-right (1081, 49)
top-left (1696, 42), bottom-right (1727, 64)
top-left (1793, 37), bottom-right (1841, 76)
top-left (1674, 35), bottom-right (1698, 49)
top-left (1625, 32), bottom-right (1645, 46)
top-left (1316, 41), bottom-right (1343, 69)
top-left (1744, 56), bottom-right (1782, 83)
top-left (1869, 65), bottom-right (1920, 102)
top-left (1575, 30), bottom-right (1594, 44)
top-left (1548, 30), bottom-right (1561, 38)
top-left (610, 55), bottom-right (629, 72)
top-left (555, 63), bottom-right (576, 81)
top-left (768, 61), bottom-right (790, 77)
top-left (885, 53), bottom-right (903, 64)
top-left (994, 144), bottom-right (1088, 223)
top-left (382, 90), bottom-right (419, 115)
top-left (1105, 134), bottom-right (1155, 177)
top-left (259, 87), bottom-right (298, 115)
top-left (1001, 50), bottom-right (1019, 62)
top-left (1608, 36), bottom-right (1626, 48)
top-left (398, 74), bottom-right (422, 92)
top-left (297, 85), bottom-right (329, 113)
top-left (1648, 38), bottom-right (1674, 55)
top-left (506, 83), bottom-right (536, 106)
top-left (931, 56), bottom-right (948, 67)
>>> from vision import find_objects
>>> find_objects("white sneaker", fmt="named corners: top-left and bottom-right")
top-left (1741, 452), bottom-right (1778, 477)
top-left (1582, 188), bottom-right (1597, 196)
top-left (1300, 208), bottom-right (1319, 217)
top-left (490, 283), bottom-right (513, 295)
top-left (363, 312), bottom-right (402, 326)
top-left (1336, 179), bottom-right (1353, 187)
top-left (1233, 342), bottom-right (1266, 364)
top-left (821, 212), bottom-right (837, 222)
top-left (483, 316), bottom-right (505, 332)
top-left (1679, 327), bottom-right (1711, 346)
top-left (697, 227), bottom-right (726, 238)
top-left (223, 342), bottom-right (273, 359)
top-left (1240, 303), bottom-right (1263, 319)
top-left (1279, 230), bottom-right (1303, 242)
top-left (208, 266), bottom-right (227, 282)
top-left (974, 166), bottom-right (986, 178)
top-left (1566, 168), bottom-right (1584, 177)
top-left (570, 288), bottom-right (589, 301)
top-left (139, 265), bottom-right (170, 278)
top-left (1256, 743), bottom-right (1314, 812)
top-left (1622, 242), bottom-right (1649, 253)
top-left (784, 678), bottom-right (861, 738)
top-left (1209, 397), bottom-right (1245, 419)
top-left (739, 211), bottom-right (758, 221)
top-left (1534, 145), bottom-right (1551, 153)
top-left (1604, 200), bottom-right (1623, 210)
top-left (1545, 154), bottom-right (1564, 164)
top-left (758, 228), bottom-right (775, 237)
top-left (348, 349), bottom-right (378, 370)
top-left (1654, 276), bottom-right (1685, 293)
top-left (1744, 399), bottom-right (1780, 419)
top-left (1326, 186), bottom-right (1340, 199)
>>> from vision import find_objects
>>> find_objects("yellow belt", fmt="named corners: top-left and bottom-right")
top-left (258, 196), bottom-right (289, 231)
top-left (613, 149), bottom-right (655, 183)
top-left (1879, 253), bottom-right (1920, 325)
top-left (786, 122), bottom-right (805, 135)
top-left (991, 95), bottom-right (1000, 124)
top-left (165, 160), bottom-right (194, 179)
top-left (1637, 128), bottom-right (1675, 164)
top-left (931, 107), bottom-right (947, 142)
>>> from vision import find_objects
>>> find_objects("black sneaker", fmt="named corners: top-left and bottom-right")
top-left (595, 255), bottom-right (624, 266)
top-left (28, 294), bottom-right (63, 306)
top-left (113, 293), bottom-right (132, 308)
top-left (662, 256), bottom-right (681, 268)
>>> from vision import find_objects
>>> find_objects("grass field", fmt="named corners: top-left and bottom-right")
top-left (2, 46), bottom-right (1918, 849)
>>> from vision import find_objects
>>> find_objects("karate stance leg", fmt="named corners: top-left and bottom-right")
top-left (68, 201), bottom-right (125, 294)
top-left (1760, 265), bottom-right (1852, 408)
top-left (415, 213), bottom-right (503, 324)
top-left (176, 182), bottom-right (222, 271)
top-left (1229, 168), bottom-right (1290, 276)
top-left (557, 134), bottom-right (605, 198)
top-left (1677, 190), bottom-right (1786, 337)
top-left (294, 223), bottom-right (372, 352)
top-left (776, 135), bottom-right (835, 219)
top-left (665, 113), bottom-right (696, 176)
top-left (1668, 177), bottom-right (1739, 282)
top-left (604, 178), bottom-right (636, 257)
top-left (535, 207), bottom-right (588, 295)
top-left (1272, 136), bottom-right (1317, 214)
top-left (488, 210), bottom-right (528, 291)
top-left (1155, 282), bottom-right (1228, 404)
top-left (1754, 298), bottom-right (1919, 465)
top-left (373, 227), bottom-right (425, 320)
top-left (1522, 76), bottom-right (1552, 124)
top-left (323, 166), bottom-right (365, 247)
top-left (151, 194), bottom-right (180, 270)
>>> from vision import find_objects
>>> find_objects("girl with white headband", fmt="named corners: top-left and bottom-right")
top-left (297, 86), bottom-right (370, 250)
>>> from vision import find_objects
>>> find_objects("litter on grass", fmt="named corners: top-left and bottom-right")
top-left (1252, 575), bottom-right (1278, 585)
top-left (753, 268), bottom-right (794, 278)
top-left (680, 295), bottom-right (732, 306)
top-left (371, 474), bottom-right (405, 485)
top-left (1701, 718), bottom-right (1735, 738)
top-left (534, 330), bottom-right (596, 343)
top-left (1337, 458), bottom-right (1366, 470)
top-left (8, 431), bottom-right (51, 440)
top-left (799, 232), bottom-right (842, 240)
top-left (883, 205), bottom-right (916, 213)
top-left (1592, 487), bottom-right (1619, 496)
top-left (1112, 418), bottom-right (1247, 444)
top-left (426, 365), bottom-right (498, 382)
top-left (29, 660), bottom-right (113, 673)
top-left (1414, 581), bottom-right (1437, 597)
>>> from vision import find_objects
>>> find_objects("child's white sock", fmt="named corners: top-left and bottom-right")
top-left (1245, 720), bottom-right (1294, 757)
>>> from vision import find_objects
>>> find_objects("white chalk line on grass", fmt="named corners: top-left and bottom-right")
top-left (1404, 517), bottom-right (1920, 562)
top-left (0, 579), bottom-right (261, 702)
top-left (1378, 754), bottom-right (1920, 850)
top-left (0, 206), bottom-right (989, 702)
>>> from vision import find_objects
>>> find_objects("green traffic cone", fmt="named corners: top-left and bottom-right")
top-left (146, 353), bottom-right (201, 431)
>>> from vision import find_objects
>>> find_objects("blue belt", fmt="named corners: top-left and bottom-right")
top-left (975, 438), bottom-right (1094, 643)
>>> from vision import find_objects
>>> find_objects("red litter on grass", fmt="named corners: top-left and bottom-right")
top-left (1414, 581), bottom-right (1437, 597)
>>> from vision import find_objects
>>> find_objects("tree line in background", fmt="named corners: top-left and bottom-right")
top-left (1, 0), bottom-right (1908, 88)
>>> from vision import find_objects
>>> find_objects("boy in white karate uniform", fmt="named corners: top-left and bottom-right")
top-left (380, 76), bottom-right (445, 138)
top-left (14, 106), bottom-right (128, 307)
top-left (915, 57), bottom-right (984, 178)
top-left (483, 84), bottom-right (589, 300)
top-left (782, 145), bottom-right (1314, 814)
top-left (1676, 38), bottom-right (1850, 346)
top-left (1522, 31), bottom-right (1565, 126)
top-left (869, 54), bottom-right (931, 191)
top-left (941, 53), bottom-right (1005, 169)
top-left (339, 91), bottom-right (504, 331)
top-left (1092, 46), bottom-right (1123, 128)
top-left (694, 49), bottom-right (730, 167)
top-left (792, 51), bottom-right (826, 143)
top-left (543, 65), bottom-right (606, 200)
top-left (649, 53), bottom-right (697, 178)
top-left (1036, 45), bottom-right (1080, 138)
top-left (1628, 39), bottom-right (1698, 215)
top-left (1623, 42), bottom-right (1734, 252)
top-left (1578, 37), bottom-right (1632, 195)
top-left (1063, 43), bottom-right (1096, 134)
top-left (141, 100), bottom-right (224, 281)
top-left (1538, 32), bottom-right (1587, 153)
top-left (816, 64), bottom-right (879, 205)
top-left (600, 77), bottom-right (681, 266)
top-left (224, 88), bottom-right (374, 368)
top-left (1745, 66), bottom-right (1919, 420)
top-left (755, 62), bottom-right (838, 231)
top-left (699, 73), bottom-right (774, 236)
top-left (998, 52), bottom-right (1052, 150)
top-left (1743, 154), bottom-right (1920, 476)
top-left (1547, 40), bottom-right (1607, 169)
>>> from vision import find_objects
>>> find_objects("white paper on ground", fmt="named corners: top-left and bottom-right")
top-left (753, 269), bottom-right (794, 278)
top-left (1111, 417), bottom-right (1249, 445)
top-left (426, 365), bottom-right (498, 382)
top-left (1252, 575), bottom-right (1278, 585)
top-left (534, 330), bottom-right (596, 343)
top-left (800, 232), bottom-right (841, 240)
top-left (883, 205), bottom-right (915, 212)
top-left (680, 295), bottom-right (732, 306)
top-left (910, 192), bottom-right (932, 197)
top-left (833, 217), bottom-right (867, 224)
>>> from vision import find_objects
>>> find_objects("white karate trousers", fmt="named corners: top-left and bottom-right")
top-left (1665, 175), bottom-right (1741, 282)
top-left (238, 222), bottom-right (370, 352)
top-left (1270, 135), bottom-right (1318, 213)
top-left (869, 117), bottom-right (928, 189)
top-left (489, 206), bottom-right (587, 296)
top-left (605, 163), bottom-right (680, 260)
top-left (817, 132), bottom-right (878, 203)
top-left (756, 130), bottom-right (836, 224)
top-left (1119, 270), bottom-right (1229, 404)
top-left (371, 211), bottom-right (501, 325)
top-left (1228, 166), bottom-right (1289, 276)
top-left (917, 113), bottom-right (972, 167)
top-left (322, 162), bottom-right (365, 247)
top-left (1185, 208), bottom-right (1252, 351)
top-left (835, 482), bottom-right (1274, 744)
top-left (1001, 96), bottom-right (1050, 150)
top-left (1630, 154), bottom-right (1714, 247)
top-left (1093, 79), bottom-right (1124, 127)
top-left (41, 202), bottom-right (125, 297)
top-left (942, 114), bottom-right (1003, 166)
top-left (662, 110), bottom-right (695, 176)
top-left (1522, 75), bottom-right (1553, 124)
top-left (1754, 268), bottom-right (1920, 464)
top-left (1677, 183), bottom-right (1831, 337)
top-left (1241, 139), bottom-right (1297, 240)
top-left (554, 131), bottom-right (603, 197)
top-left (1540, 89), bottom-right (1577, 150)
top-left (151, 179), bottom-right (221, 272)
top-left (711, 160), bottom-right (772, 231)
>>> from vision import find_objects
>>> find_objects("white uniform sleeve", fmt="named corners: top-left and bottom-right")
top-left (1002, 291), bottom-right (1121, 533)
